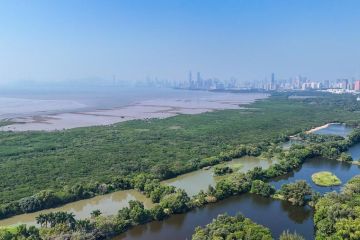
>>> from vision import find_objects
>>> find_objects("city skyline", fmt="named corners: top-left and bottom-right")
top-left (0, 0), bottom-right (360, 85)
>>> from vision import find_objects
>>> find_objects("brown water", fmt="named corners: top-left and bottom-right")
top-left (0, 190), bottom-right (153, 227)
top-left (0, 156), bottom-right (274, 227)
top-left (163, 156), bottom-right (277, 196)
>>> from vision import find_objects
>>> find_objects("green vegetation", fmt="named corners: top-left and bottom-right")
top-left (0, 225), bottom-right (40, 240)
top-left (213, 165), bottom-right (233, 176)
top-left (311, 171), bottom-right (341, 186)
top-left (314, 175), bottom-right (360, 240)
top-left (227, 162), bottom-right (243, 171)
top-left (191, 213), bottom-right (273, 240)
top-left (339, 152), bottom-right (353, 162)
top-left (1, 92), bottom-right (360, 220)
top-left (1, 129), bottom-right (359, 238)
top-left (279, 181), bottom-right (312, 206)
top-left (191, 214), bottom-right (306, 240)
top-left (0, 120), bottom-right (13, 127)
top-left (279, 230), bottom-right (305, 240)
top-left (250, 180), bottom-right (275, 197)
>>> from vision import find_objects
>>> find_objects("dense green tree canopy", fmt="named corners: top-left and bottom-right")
top-left (191, 213), bottom-right (273, 240)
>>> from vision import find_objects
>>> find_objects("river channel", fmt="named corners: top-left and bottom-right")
top-left (115, 193), bottom-right (314, 240)
top-left (0, 156), bottom-right (275, 227)
top-left (1, 123), bottom-right (359, 240)
top-left (114, 123), bottom-right (359, 239)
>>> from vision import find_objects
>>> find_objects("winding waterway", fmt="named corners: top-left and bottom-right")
top-left (0, 156), bottom-right (275, 227)
top-left (2, 123), bottom-right (359, 240)
top-left (113, 123), bottom-right (359, 240)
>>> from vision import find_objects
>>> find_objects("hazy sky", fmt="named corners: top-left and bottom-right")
top-left (0, 0), bottom-right (359, 84)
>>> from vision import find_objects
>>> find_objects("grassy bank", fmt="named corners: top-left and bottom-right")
top-left (311, 171), bottom-right (341, 186)
top-left (1, 93), bottom-right (360, 207)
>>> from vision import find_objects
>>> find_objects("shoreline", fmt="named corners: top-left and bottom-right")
top-left (0, 93), bottom-right (268, 132)
top-left (305, 123), bottom-right (338, 134)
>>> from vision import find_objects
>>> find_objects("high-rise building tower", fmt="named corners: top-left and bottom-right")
top-left (270, 73), bottom-right (275, 90)
top-left (355, 80), bottom-right (360, 91)
top-left (188, 71), bottom-right (192, 83)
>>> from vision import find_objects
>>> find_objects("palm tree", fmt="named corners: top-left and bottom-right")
top-left (76, 219), bottom-right (93, 232)
top-left (48, 212), bottom-right (56, 227)
top-left (35, 214), bottom-right (44, 227)
top-left (66, 212), bottom-right (76, 230)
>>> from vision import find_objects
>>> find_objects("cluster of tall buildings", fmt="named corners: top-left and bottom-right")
top-left (138, 72), bottom-right (360, 93)
top-left (175, 71), bottom-right (241, 90)
top-left (332, 78), bottom-right (360, 91)
top-left (251, 75), bottom-right (360, 92)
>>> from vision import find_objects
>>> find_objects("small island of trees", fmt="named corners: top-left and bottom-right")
top-left (191, 213), bottom-right (305, 240)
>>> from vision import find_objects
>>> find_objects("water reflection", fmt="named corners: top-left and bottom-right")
top-left (163, 156), bottom-right (276, 196)
top-left (0, 190), bottom-right (153, 227)
top-left (0, 156), bottom-right (275, 227)
top-left (271, 157), bottom-right (360, 194)
top-left (280, 200), bottom-right (312, 224)
top-left (115, 194), bottom-right (314, 240)
top-left (312, 123), bottom-right (353, 137)
top-left (347, 142), bottom-right (360, 161)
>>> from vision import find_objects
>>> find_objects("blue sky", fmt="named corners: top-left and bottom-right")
top-left (0, 0), bottom-right (359, 84)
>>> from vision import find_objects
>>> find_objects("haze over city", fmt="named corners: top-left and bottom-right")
top-left (2, 1), bottom-right (360, 240)
top-left (1, 0), bottom-right (360, 86)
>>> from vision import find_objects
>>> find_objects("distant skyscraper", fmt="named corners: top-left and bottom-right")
top-left (355, 80), bottom-right (360, 91)
top-left (197, 72), bottom-right (201, 82)
top-left (270, 73), bottom-right (275, 90)
top-left (188, 71), bottom-right (192, 82)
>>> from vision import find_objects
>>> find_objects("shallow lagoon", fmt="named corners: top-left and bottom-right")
top-left (0, 156), bottom-right (275, 227)
top-left (163, 156), bottom-right (276, 196)
top-left (0, 190), bottom-right (153, 227)
top-left (312, 123), bottom-right (353, 137)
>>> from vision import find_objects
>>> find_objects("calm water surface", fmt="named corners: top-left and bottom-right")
top-left (347, 143), bottom-right (360, 161)
top-left (163, 156), bottom-right (276, 196)
top-left (313, 123), bottom-right (353, 137)
top-left (0, 190), bottom-right (153, 227)
top-left (116, 154), bottom-right (359, 240)
top-left (271, 157), bottom-right (360, 193)
top-left (0, 156), bottom-right (273, 227)
top-left (115, 194), bottom-right (314, 240)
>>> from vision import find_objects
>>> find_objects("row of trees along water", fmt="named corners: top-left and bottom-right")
top-left (2, 127), bottom-right (360, 221)
top-left (0, 143), bottom-right (266, 220)
top-left (2, 92), bottom-right (360, 209)
top-left (1, 127), bottom-right (360, 239)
